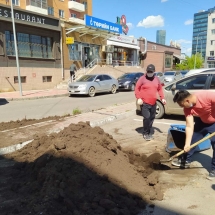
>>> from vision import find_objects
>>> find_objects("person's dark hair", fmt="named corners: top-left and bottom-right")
top-left (173, 90), bottom-right (191, 103)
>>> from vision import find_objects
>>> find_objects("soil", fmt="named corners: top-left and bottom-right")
top-left (0, 122), bottom-right (166, 215)
top-left (0, 115), bottom-right (70, 131)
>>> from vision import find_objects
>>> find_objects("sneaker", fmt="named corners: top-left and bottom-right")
top-left (171, 158), bottom-right (191, 168)
top-left (143, 134), bottom-right (151, 141)
top-left (149, 134), bottom-right (154, 139)
top-left (207, 170), bottom-right (215, 180)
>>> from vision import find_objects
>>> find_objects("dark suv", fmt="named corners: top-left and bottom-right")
top-left (117, 72), bottom-right (144, 91)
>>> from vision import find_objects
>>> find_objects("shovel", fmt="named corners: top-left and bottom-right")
top-left (160, 132), bottom-right (215, 163)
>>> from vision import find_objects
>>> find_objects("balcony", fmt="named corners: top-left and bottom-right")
top-left (68, 1), bottom-right (85, 13)
top-left (69, 17), bottom-right (85, 25)
top-left (26, 0), bottom-right (48, 15)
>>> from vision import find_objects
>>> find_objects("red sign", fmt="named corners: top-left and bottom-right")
top-left (116, 15), bottom-right (129, 35)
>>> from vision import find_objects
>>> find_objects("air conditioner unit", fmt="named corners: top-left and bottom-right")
top-left (105, 45), bottom-right (114, 52)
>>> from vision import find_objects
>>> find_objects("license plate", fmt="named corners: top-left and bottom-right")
top-left (70, 90), bottom-right (75, 93)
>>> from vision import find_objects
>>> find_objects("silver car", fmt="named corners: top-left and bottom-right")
top-left (68, 74), bottom-right (119, 97)
top-left (136, 70), bottom-right (215, 118)
top-left (154, 72), bottom-right (165, 83)
top-left (163, 71), bottom-right (182, 83)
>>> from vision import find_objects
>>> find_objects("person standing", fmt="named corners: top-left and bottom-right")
top-left (69, 63), bottom-right (77, 81)
top-left (172, 90), bottom-right (215, 180)
top-left (84, 53), bottom-right (88, 67)
top-left (135, 64), bottom-right (166, 141)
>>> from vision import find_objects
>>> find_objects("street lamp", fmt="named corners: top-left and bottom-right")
top-left (194, 31), bottom-right (206, 69)
top-left (10, 0), bottom-right (23, 96)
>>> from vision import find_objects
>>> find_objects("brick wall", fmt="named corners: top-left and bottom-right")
top-left (0, 67), bottom-right (62, 92)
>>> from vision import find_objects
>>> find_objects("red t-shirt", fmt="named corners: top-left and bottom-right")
top-left (135, 75), bottom-right (164, 105)
top-left (184, 91), bottom-right (215, 124)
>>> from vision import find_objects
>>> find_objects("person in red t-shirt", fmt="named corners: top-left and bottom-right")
top-left (173, 90), bottom-right (215, 180)
top-left (135, 64), bottom-right (166, 141)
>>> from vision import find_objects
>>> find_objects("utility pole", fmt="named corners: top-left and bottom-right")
top-left (10, 0), bottom-right (23, 96)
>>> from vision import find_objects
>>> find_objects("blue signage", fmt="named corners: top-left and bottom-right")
top-left (85, 15), bottom-right (122, 34)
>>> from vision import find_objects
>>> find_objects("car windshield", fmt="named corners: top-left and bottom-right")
top-left (181, 71), bottom-right (188, 75)
top-left (77, 75), bottom-right (97, 82)
top-left (119, 73), bottom-right (136, 79)
top-left (164, 72), bottom-right (175, 76)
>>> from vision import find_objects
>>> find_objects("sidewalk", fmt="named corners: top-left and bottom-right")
top-left (0, 89), bottom-right (69, 101)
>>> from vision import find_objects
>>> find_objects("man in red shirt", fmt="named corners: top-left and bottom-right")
top-left (172, 90), bottom-right (215, 180)
top-left (135, 64), bottom-right (166, 141)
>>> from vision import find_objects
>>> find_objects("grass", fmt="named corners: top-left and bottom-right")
top-left (72, 108), bottom-right (82, 115)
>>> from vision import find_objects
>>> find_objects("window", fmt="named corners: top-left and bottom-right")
top-left (208, 62), bottom-right (215, 68)
top-left (14, 76), bottom-right (26, 83)
top-left (71, 13), bottom-right (77, 18)
top-left (212, 29), bottom-right (215, 34)
top-left (165, 54), bottom-right (172, 68)
top-left (96, 75), bottom-right (104, 81)
top-left (213, 18), bottom-right (215, 23)
top-left (43, 76), bottom-right (52, 82)
top-left (83, 1), bottom-right (87, 9)
top-left (68, 42), bottom-right (81, 61)
top-left (12, 0), bottom-right (19, 6)
top-left (59, 10), bottom-right (64, 18)
top-left (210, 51), bottom-right (214, 56)
top-left (5, 31), bottom-right (52, 59)
top-left (48, 7), bottom-right (54, 16)
top-left (175, 75), bottom-right (208, 90)
top-left (103, 75), bottom-right (112, 80)
top-left (211, 40), bottom-right (215, 45)
top-left (210, 76), bottom-right (215, 89)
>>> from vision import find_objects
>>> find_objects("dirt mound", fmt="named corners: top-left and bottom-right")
top-left (3, 122), bottom-right (164, 215)
top-left (0, 115), bottom-right (70, 131)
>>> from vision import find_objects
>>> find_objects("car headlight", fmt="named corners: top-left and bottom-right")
top-left (124, 81), bottom-right (131, 85)
top-left (78, 84), bottom-right (86, 89)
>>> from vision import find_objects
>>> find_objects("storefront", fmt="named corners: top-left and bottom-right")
top-left (0, 4), bottom-right (61, 91)
top-left (63, 15), bottom-right (122, 72)
top-left (206, 57), bottom-right (215, 68)
top-left (106, 35), bottom-right (139, 66)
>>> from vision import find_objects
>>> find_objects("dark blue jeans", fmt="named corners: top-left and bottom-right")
top-left (141, 103), bottom-right (156, 135)
top-left (182, 117), bottom-right (215, 170)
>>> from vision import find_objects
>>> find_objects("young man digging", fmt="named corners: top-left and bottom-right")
top-left (172, 90), bottom-right (215, 180)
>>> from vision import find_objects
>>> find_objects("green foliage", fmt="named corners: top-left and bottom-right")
top-left (175, 53), bottom-right (204, 70)
top-left (72, 108), bottom-right (82, 115)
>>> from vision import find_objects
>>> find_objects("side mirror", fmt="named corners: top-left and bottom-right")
top-left (95, 79), bottom-right (100, 82)
top-left (171, 84), bottom-right (176, 91)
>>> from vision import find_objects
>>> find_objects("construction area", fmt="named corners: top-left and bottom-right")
top-left (0, 106), bottom-right (214, 215)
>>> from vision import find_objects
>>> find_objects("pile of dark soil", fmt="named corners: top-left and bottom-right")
top-left (3, 122), bottom-right (164, 215)
top-left (0, 115), bottom-right (70, 131)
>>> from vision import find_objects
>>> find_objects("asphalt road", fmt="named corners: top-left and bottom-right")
top-left (0, 91), bottom-right (135, 122)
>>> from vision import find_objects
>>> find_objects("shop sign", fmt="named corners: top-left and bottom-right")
top-left (0, 5), bottom-right (59, 27)
top-left (208, 57), bottom-right (215, 60)
top-left (116, 15), bottom-right (129, 35)
top-left (85, 15), bottom-right (122, 34)
top-left (109, 35), bottom-right (137, 45)
top-left (66, 37), bottom-right (74, 45)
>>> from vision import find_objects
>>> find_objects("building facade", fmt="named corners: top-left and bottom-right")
top-left (156, 30), bottom-right (166, 45)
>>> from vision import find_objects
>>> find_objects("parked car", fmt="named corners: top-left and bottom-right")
top-left (184, 68), bottom-right (215, 77)
top-left (180, 70), bottom-right (189, 77)
top-left (117, 72), bottom-right (143, 91)
top-left (68, 74), bottom-right (119, 97)
top-left (154, 72), bottom-right (165, 83)
top-left (136, 69), bottom-right (215, 118)
top-left (163, 71), bottom-right (182, 83)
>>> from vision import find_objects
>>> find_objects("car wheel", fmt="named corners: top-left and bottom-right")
top-left (111, 85), bottom-right (117, 94)
top-left (88, 87), bottom-right (96, 97)
top-left (131, 83), bottom-right (135, 91)
top-left (155, 101), bottom-right (165, 119)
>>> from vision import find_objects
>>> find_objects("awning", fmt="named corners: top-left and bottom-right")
top-left (107, 40), bottom-right (140, 50)
top-left (173, 54), bottom-right (184, 60)
top-left (66, 25), bottom-right (120, 40)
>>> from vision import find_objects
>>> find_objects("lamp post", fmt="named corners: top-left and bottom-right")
top-left (194, 31), bottom-right (206, 69)
top-left (10, 0), bottom-right (22, 96)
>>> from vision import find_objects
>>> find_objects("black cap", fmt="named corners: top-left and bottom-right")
top-left (146, 64), bottom-right (155, 72)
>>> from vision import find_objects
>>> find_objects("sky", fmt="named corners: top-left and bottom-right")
top-left (93, 0), bottom-right (215, 56)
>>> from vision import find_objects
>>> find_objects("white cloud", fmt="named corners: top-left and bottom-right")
top-left (161, 0), bottom-right (168, 2)
top-left (184, 19), bottom-right (193, 25)
top-left (176, 39), bottom-right (192, 44)
top-left (183, 47), bottom-right (192, 56)
top-left (126, 22), bottom-right (133, 29)
top-left (137, 15), bottom-right (164, 28)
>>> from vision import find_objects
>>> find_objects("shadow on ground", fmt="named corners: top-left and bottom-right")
top-left (0, 98), bottom-right (9, 106)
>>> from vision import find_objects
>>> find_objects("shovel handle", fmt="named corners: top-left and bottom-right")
top-left (171, 131), bottom-right (215, 160)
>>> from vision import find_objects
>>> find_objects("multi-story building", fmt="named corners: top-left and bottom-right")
top-left (206, 8), bottom-right (215, 68)
top-left (156, 30), bottom-right (166, 45)
top-left (192, 10), bottom-right (208, 60)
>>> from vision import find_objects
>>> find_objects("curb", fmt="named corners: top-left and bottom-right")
top-left (0, 108), bottom-right (135, 155)
top-left (5, 93), bottom-right (69, 101)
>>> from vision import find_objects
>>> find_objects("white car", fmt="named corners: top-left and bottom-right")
top-left (184, 68), bottom-right (215, 77)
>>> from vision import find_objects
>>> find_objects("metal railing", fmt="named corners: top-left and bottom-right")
top-left (26, 0), bottom-right (47, 9)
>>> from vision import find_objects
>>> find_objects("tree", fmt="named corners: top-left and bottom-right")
top-left (175, 53), bottom-right (204, 70)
